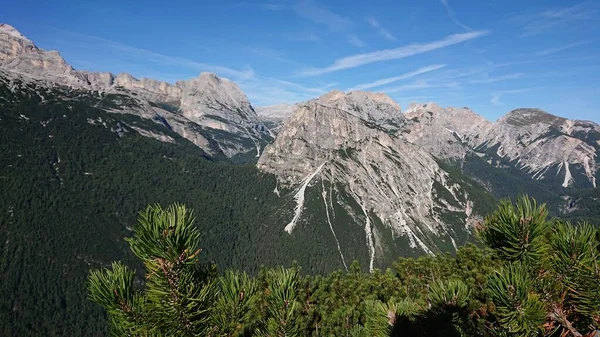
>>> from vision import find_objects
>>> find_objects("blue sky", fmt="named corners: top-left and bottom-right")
top-left (3, 0), bottom-right (600, 122)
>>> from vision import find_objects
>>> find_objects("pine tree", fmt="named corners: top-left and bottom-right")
top-left (86, 198), bottom-right (599, 337)
top-left (208, 270), bottom-right (260, 337)
top-left (255, 267), bottom-right (303, 337)
top-left (478, 196), bottom-right (600, 336)
top-left (88, 204), bottom-right (215, 337)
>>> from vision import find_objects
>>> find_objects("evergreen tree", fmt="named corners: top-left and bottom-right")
top-left (87, 198), bottom-right (600, 337)
top-left (88, 204), bottom-right (216, 337)
top-left (478, 196), bottom-right (600, 336)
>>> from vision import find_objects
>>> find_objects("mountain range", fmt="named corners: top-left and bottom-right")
top-left (0, 23), bottom-right (598, 335)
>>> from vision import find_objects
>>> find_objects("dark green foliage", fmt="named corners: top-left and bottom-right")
top-left (486, 263), bottom-right (546, 336)
top-left (88, 204), bottom-right (216, 337)
top-left (88, 197), bottom-right (600, 337)
top-left (0, 77), bottom-right (296, 336)
top-left (478, 196), bottom-right (600, 336)
top-left (88, 205), bottom-right (502, 336)
top-left (477, 196), bottom-right (552, 264)
top-left (255, 267), bottom-right (302, 337)
top-left (209, 270), bottom-right (260, 337)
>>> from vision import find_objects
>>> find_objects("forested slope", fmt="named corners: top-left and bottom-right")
top-left (0, 77), bottom-right (288, 336)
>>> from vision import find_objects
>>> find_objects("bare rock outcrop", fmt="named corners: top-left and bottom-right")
top-left (258, 92), bottom-right (475, 269)
top-left (0, 23), bottom-right (270, 158)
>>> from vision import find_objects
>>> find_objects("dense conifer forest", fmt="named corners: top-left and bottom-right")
top-left (89, 198), bottom-right (600, 336)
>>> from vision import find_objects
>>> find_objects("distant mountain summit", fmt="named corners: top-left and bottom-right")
top-left (0, 23), bottom-right (270, 159)
top-left (479, 108), bottom-right (598, 188)
top-left (402, 103), bottom-right (599, 188)
top-left (315, 90), bottom-right (404, 125)
top-left (258, 91), bottom-right (482, 269)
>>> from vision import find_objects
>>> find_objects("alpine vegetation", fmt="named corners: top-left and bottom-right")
top-left (88, 196), bottom-right (600, 337)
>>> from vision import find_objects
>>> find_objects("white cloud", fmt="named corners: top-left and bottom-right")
top-left (286, 31), bottom-right (321, 42)
top-left (347, 35), bottom-right (367, 48)
top-left (347, 64), bottom-right (447, 91)
top-left (519, 2), bottom-right (597, 36)
top-left (440, 0), bottom-right (471, 31)
top-left (468, 73), bottom-right (524, 84)
top-left (490, 88), bottom-right (535, 105)
top-left (293, 0), bottom-right (351, 32)
top-left (237, 76), bottom-right (331, 106)
top-left (379, 79), bottom-right (460, 94)
top-left (535, 40), bottom-right (592, 56)
top-left (249, 47), bottom-right (305, 67)
top-left (365, 17), bottom-right (396, 41)
top-left (56, 28), bottom-right (254, 81)
top-left (300, 30), bottom-right (489, 76)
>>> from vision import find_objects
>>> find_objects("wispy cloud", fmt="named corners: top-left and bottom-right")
top-left (293, 0), bottom-right (351, 32)
top-left (535, 40), bottom-right (592, 56)
top-left (268, 77), bottom-right (333, 95)
top-left (285, 31), bottom-right (321, 42)
top-left (237, 76), bottom-right (331, 106)
top-left (379, 79), bottom-right (460, 94)
top-left (292, 1), bottom-right (369, 48)
top-left (440, 0), bottom-right (471, 31)
top-left (365, 17), bottom-right (396, 41)
top-left (347, 64), bottom-right (447, 91)
top-left (249, 47), bottom-right (303, 66)
top-left (181, 41), bottom-right (213, 53)
top-left (230, 2), bottom-right (286, 11)
top-left (55, 28), bottom-right (254, 81)
top-left (261, 3), bottom-right (286, 11)
top-left (347, 35), bottom-right (367, 48)
top-left (468, 72), bottom-right (524, 84)
top-left (519, 2), bottom-right (597, 36)
top-left (490, 88), bottom-right (536, 105)
top-left (300, 30), bottom-right (489, 76)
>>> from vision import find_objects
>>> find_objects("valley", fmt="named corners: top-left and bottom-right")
top-left (0, 23), bottom-right (598, 336)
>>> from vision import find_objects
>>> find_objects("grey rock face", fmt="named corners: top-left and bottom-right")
top-left (315, 90), bottom-right (404, 131)
top-left (176, 73), bottom-right (269, 157)
top-left (258, 92), bottom-right (475, 269)
top-left (113, 73), bottom-right (182, 104)
top-left (478, 108), bottom-right (598, 188)
top-left (403, 102), bottom-right (492, 159)
top-left (256, 103), bottom-right (296, 135)
top-left (256, 103), bottom-right (296, 123)
top-left (402, 103), bottom-right (599, 188)
top-left (0, 23), bottom-right (269, 159)
top-left (0, 24), bottom-right (90, 86)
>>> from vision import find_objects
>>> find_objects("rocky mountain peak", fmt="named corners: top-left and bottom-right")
top-left (198, 71), bottom-right (221, 83)
top-left (176, 72), bottom-right (270, 157)
top-left (0, 24), bottom-right (89, 86)
top-left (178, 72), bottom-right (252, 113)
top-left (0, 23), bottom-right (272, 159)
top-left (500, 108), bottom-right (565, 126)
top-left (0, 23), bottom-right (29, 41)
top-left (256, 103), bottom-right (296, 121)
top-left (318, 90), bottom-right (401, 110)
top-left (112, 72), bottom-right (181, 103)
top-left (320, 89), bottom-right (345, 101)
top-left (258, 94), bottom-right (477, 267)
top-left (401, 103), bottom-right (491, 159)
top-left (312, 90), bottom-right (403, 124)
